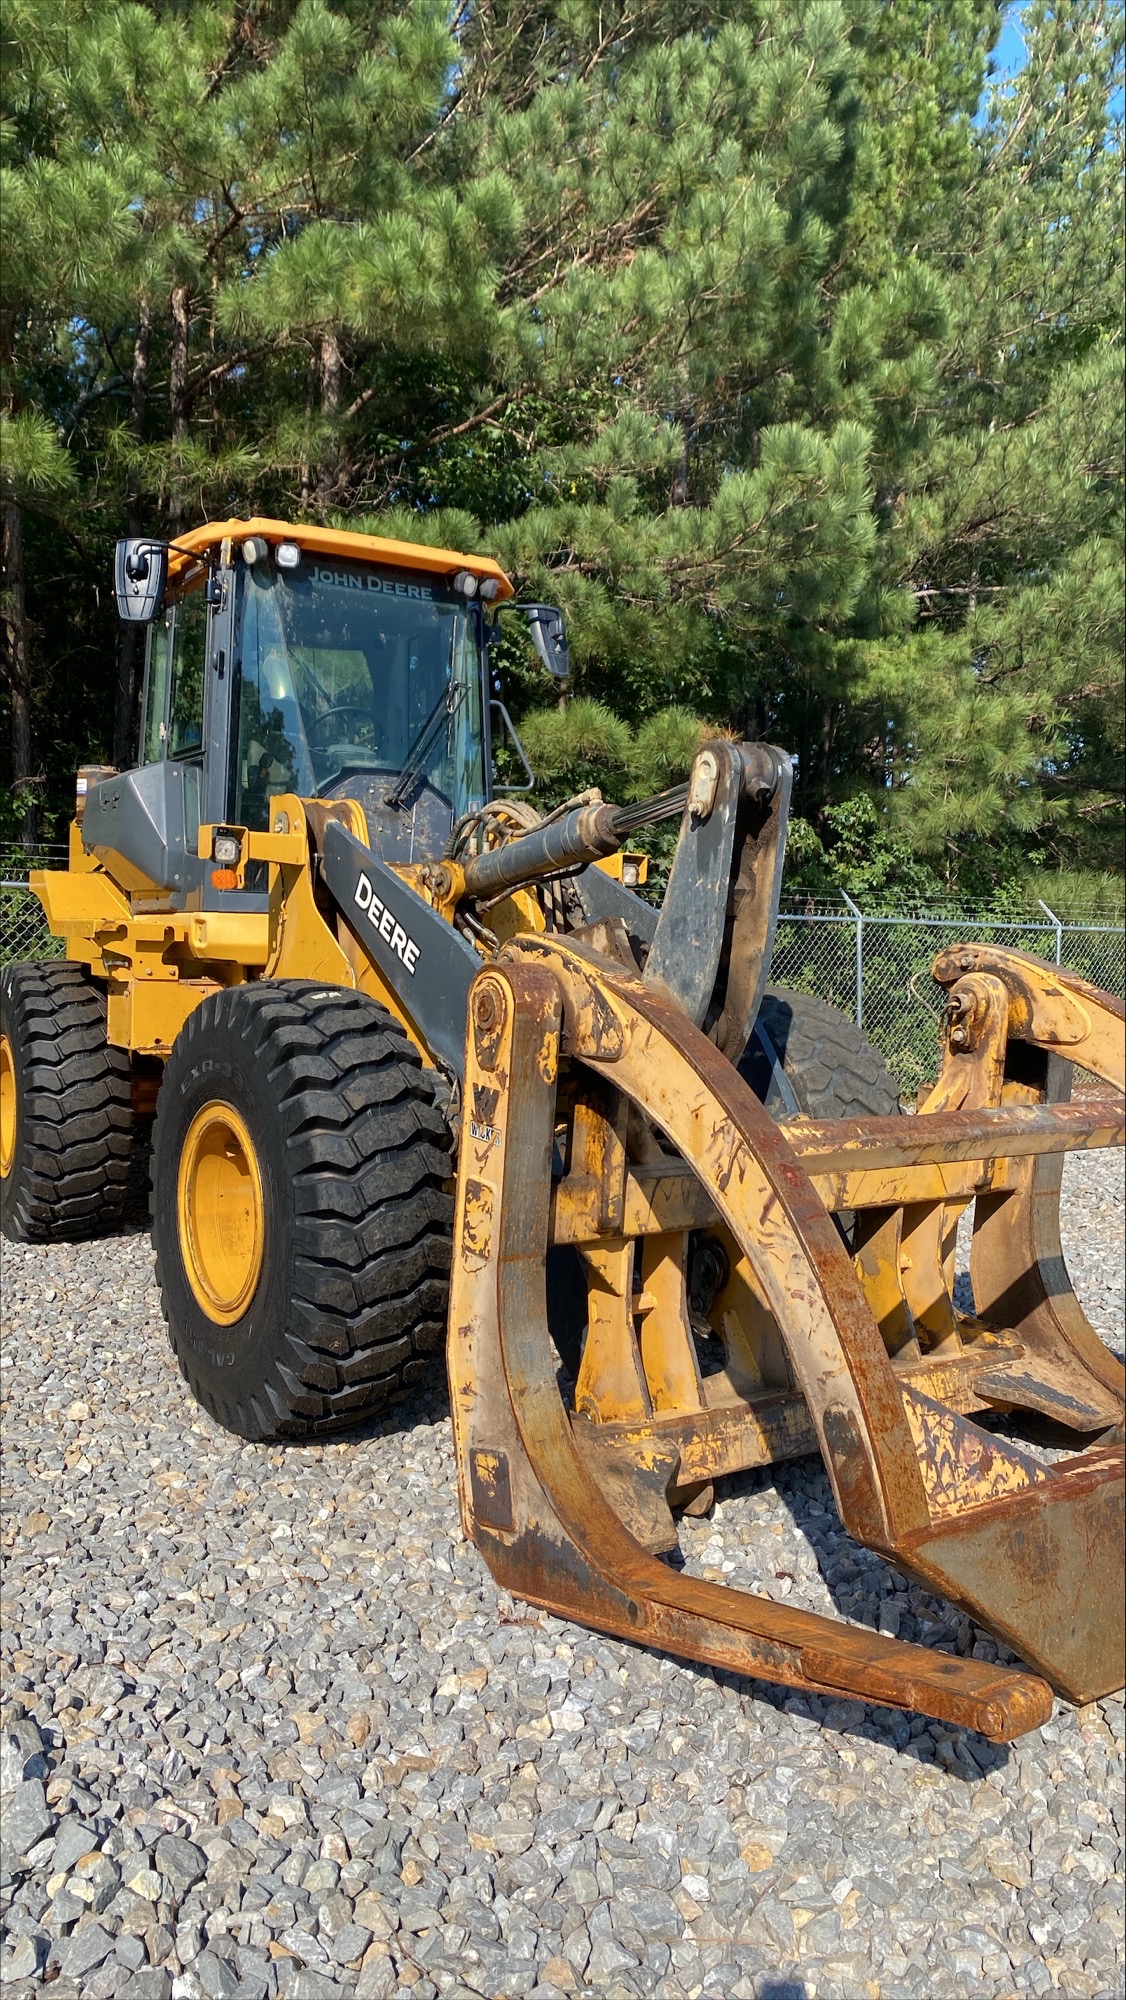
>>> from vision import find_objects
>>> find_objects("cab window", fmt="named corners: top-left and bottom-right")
top-left (235, 568), bottom-right (314, 829)
top-left (232, 556), bottom-right (487, 817)
top-left (168, 587), bottom-right (208, 758)
top-left (139, 586), bottom-right (208, 764)
top-left (141, 616), bottom-right (172, 765)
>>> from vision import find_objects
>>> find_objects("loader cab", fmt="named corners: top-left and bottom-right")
top-left (229, 542), bottom-right (491, 866)
top-left (88, 522), bottom-right (518, 909)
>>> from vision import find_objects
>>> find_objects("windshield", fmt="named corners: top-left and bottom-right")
top-left (234, 557), bottom-right (487, 830)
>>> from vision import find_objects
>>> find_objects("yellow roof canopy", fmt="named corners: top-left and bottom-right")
top-left (166, 517), bottom-right (513, 598)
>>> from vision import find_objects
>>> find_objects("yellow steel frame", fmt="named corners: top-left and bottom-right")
top-left (31, 792), bottom-right (519, 1061)
top-left (447, 935), bottom-right (1124, 1734)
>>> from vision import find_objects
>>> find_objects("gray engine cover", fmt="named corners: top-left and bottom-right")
top-left (81, 761), bottom-right (204, 901)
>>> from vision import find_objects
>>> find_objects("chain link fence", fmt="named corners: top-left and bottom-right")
top-left (771, 894), bottom-right (1125, 1096)
top-left (3, 844), bottom-right (1123, 1096)
top-left (1, 845), bottom-right (69, 970)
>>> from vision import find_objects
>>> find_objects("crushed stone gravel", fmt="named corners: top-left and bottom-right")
top-left (1, 1146), bottom-right (1123, 2000)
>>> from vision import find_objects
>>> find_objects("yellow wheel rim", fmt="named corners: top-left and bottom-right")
top-left (177, 1101), bottom-right (265, 1323)
top-left (0, 1033), bottom-right (15, 1180)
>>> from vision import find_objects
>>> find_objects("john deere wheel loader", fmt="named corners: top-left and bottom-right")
top-left (3, 517), bottom-right (1123, 1743)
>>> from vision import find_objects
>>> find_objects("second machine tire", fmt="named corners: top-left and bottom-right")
top-left (740, 984), bottom-right (901, 1122)
top-left (151, 981), bottom-right (454, 1441)
top-left (1, 959), bottom-right (133, 1242)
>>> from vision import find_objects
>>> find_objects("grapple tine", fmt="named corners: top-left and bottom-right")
top-left (448, 960), bottom-right (1052, 1740)
top-left (448, 937), bottom-right (1124, 1738)
top-left (930, 945), bottom-right (1126, 1427)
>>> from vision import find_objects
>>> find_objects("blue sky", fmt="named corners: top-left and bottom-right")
top-left (992, 6), bottom-right (1028, 81)
top-left (986, 3), bottom-right (1125, 117)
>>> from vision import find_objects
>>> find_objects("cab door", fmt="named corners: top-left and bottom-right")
top-left (138, 581), bottom-right (210, 845)
top-left (81, 566), bottom-right (236, 905)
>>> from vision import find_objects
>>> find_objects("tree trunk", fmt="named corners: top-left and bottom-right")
top-left (670, 450), bottom-right (689, 507)
top-left (670, 402), bottom-right (691, 506)
top-left (796, 688), bottom-right (812, 825)
top-left (1, 494), bottom-right (37, 845)
top-left (315, 329), bottom-right (343, 520)
top-left (299, 346), bottom-right (318, 514)
top-left (817, 698), bottom-right (837, 808)
top-left (114, 297), bottom-right (153, 768)
top-left (168, 282), bottom-right (191, 535)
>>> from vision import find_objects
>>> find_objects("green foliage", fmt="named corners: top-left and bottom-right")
top-left (0, 412), bottom-right (76, 494)
top-left (518, 700), bottom-right (633, 799)
top-left (0, 0), bottom-right (1121, 898)
top-left (517, 698), bottom-right (705, 804)
top-left (781, 793), bottom-right (945, 906)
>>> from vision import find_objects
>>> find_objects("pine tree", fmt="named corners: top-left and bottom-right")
top-left (2, 0), bottom-right (1122, 902)
top-left (844, 0), bottom-right (1125, 888)
top-left (1, 0), bottom-right (141, 831)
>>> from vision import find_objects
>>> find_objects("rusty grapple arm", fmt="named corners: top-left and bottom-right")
top-left (448, 934), bottom-right (1124, 1743)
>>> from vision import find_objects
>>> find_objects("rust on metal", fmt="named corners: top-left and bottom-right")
top-left (469, 1448), bottom-right (514, 1534)
top-left (447, 954), bottom-right (1060, 1738)
top-left (548, 1098), bottom-right (1125, 1237)
top-left (444, 921), bottom-right (1123, 1738)
top-left (932, 945), bottom-right (1126, 1089)
top-left (783, 1099), bottom-right (1126, 1173)
top-left (901, 1385), bottom-right (1048, 1516)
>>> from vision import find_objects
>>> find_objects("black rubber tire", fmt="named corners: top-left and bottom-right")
top-left (740, 984), bottom-right (901, 1122)
top-left (1, 960), bottom-right (133, 1242)
top-left (151, 980), bottom-right (453, 1441)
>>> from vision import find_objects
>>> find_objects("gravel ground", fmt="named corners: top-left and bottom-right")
top-left (1, 1148), bottom-right (1123, 2000)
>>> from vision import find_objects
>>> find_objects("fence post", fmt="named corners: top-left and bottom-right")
top-left (1038, 899), bottom-right (1064, 966)
top-left (840, 889), bottom-right (864, 1027)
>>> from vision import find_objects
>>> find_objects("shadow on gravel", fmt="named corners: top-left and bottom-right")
top-left (236, 1280), bottom-right (1027, 1776)
top-left (695, 1453), bottom-right (1017, 1777)
top-left (299, 1388), bottom-right (1016, 1775)
top-left (290, 1371), bottom-right (456, 1449)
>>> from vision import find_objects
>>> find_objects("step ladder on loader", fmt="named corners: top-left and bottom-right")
top-left (450, 814), bottom-right (1125, 1744)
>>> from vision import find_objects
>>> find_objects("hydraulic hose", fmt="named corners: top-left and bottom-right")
top-left (459, 801), bottom-right (622, 901)
top-left (457, 744), bottom-right (785, 902)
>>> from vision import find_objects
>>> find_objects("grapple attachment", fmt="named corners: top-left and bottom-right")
top-left (448, 938), bottom-right (1124, 1742)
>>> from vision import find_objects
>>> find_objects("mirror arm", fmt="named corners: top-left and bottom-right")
top-left (495, 601), bottom-right (571, 681)
top-left (490, 701), bottom-right (536, 792)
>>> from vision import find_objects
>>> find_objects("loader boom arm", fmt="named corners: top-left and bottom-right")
top-left (320, 739), bottom-right (793, 1082)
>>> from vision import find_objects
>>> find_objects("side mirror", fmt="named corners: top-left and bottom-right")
top-left (521, 603), bottom-right (570, 681)
top-left (114, 538), bottom-right (168, 623)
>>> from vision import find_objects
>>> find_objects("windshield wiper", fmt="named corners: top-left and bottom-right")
top-left (386, 678), bottom-right (466, 810)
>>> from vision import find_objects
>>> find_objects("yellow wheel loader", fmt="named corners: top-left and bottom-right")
top-left (2, 517), bottom-right (1123, 1743)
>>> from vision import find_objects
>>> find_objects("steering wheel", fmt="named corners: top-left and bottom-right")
top-left (306, 703), bottom-right (381, 748)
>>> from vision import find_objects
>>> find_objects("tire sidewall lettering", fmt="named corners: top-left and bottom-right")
top-left (155, 1002), bottom-right (290, 1391)
top-left (150, 979), bottom-right (453, 1442)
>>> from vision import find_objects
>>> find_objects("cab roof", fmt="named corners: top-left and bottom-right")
top-left (167, 517), bottom-right (514, 598)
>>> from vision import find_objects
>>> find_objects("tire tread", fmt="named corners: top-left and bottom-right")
top-left (1, 961), bottom-right (133, 1242)
top-left (152, 981), bottom-right (453, 1441)
top-left (744, 985), bottom-right (901, 1122)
